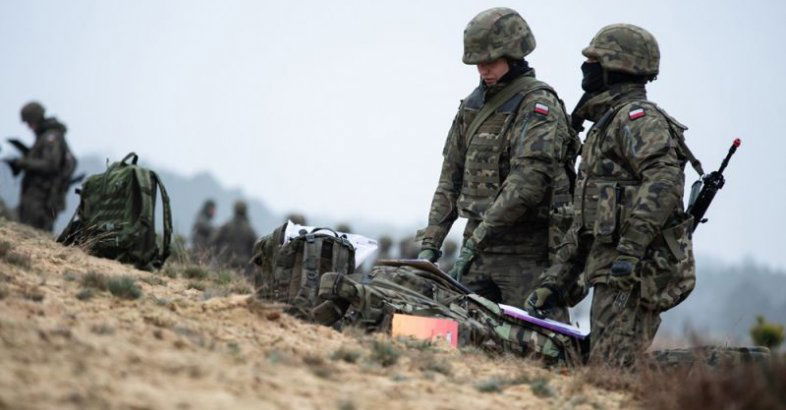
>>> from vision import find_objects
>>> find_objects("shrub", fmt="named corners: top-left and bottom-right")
top-left (370, 340), bottom-right (400, 367)
top-left (751, 315), bottom-right (785, 350)
top-left (107, 276), bottom-right (142, 300)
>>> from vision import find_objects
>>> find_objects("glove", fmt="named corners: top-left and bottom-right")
top-left (447, 239), bottom-right (477, 282)
top-left (417, 248), bottom-right (441, 263)
top-left (609, 255), bottom-right (640, 290)
top-left (524, 286), bottom-right (558, 318)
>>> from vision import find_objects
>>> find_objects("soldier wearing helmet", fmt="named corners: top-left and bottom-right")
top-left (416, 8), bottom-right (580, 317)
top-left (211, 199), bottom-right (258, 273)
top-left (11, 101), bottom-right (74, 232)
top-left (191, 199), bottom-right (217, 253)
top-left (526, 24), bottom-right (699, 366)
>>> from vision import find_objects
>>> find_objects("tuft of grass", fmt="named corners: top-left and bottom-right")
top-left (187, 281), bottom-right (206, 291)
top-left (213, 270), bottom-right (233, 285)
top-left (63, 272), bottom-right (78, 282)
top-left (22, 287), bottom-right (44, 302)
top-left (80, 271), bottom-right (108, 291)
top-left (0, 285), bottom-right (8, 300)
top-left (331, 347), bottom-right (362, 364)
top-left (4, 250), bottom-right (32, 269)
top-left (370, 340), bottom-right (401, 367)
top-left (475, 377), bottom-right (505, 393)
top-left (0, 240), bottom-right (12, 257)
top-left (399, 337), bottom-right (434, 351)
top-left (530, 378), bottom-right (555, 398)
top-left (76, 288), bottom-right (93, 301)
top-left (419, 357), bottom-right (452, 376)
top-left (182, 266), bottom-right (209, 280)
top-left (107, 276), bottom-right (142, 300)
top-left (140, 275), bottom-right (166, 286)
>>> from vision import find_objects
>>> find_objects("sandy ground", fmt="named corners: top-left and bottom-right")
top-left (0, 220), bottom-right (633, 410)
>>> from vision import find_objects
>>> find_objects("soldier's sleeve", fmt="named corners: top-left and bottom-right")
top-left (470, 92), bottom-right (561, 249)
top-left (19, 132), bottom-right (64, 174)
top-left (536, 219), bottom-right (588, 301)
top-left (419, 109), bottom-right (465, 250)
top-left (615, 109), bottom-right (685, 258)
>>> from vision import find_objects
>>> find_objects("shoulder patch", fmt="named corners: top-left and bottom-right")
top-left (534, 103), bottom-right (549, 116)
top-left (629, 107), bottom-right (645, 120)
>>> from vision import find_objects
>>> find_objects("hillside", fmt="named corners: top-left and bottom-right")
top-left (0, 221), bottom-right (632, 410)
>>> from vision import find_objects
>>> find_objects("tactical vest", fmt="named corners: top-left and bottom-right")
top-left (456, 76), bottom-right (579, 256)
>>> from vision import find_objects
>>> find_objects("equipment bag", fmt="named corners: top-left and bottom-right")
top-left (252, 224), bottom-right (356, 319)
top-left (57, 152), bottom-right (173, 271)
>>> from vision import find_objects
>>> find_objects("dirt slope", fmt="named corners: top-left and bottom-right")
top-left (0, 221), bottom-right (632, 410)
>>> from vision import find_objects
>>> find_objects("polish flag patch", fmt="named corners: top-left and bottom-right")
top-left (534, 103), bottom-right (549, 116)
top-left (629, 108), bottom-right (646, 120)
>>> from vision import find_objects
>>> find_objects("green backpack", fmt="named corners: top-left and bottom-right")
top-left (58, 153), bottom-right (173, 270)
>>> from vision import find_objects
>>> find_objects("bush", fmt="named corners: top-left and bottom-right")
top-left (80, 271), bottom-right (108, 291)
top-left (370, 340), bottom-right (400, 367)
top-left (107, 276), bottom-right (142, 300)
top-left (751, 315), bottom-right (785, 350)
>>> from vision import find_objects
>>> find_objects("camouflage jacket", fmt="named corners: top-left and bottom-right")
top-left (19, 118), bottom-right (70, 209)
top-left (421, 70), bottom-right (579, 255)
top-left (191, 210), bottom-right (214, 250)
top-left (539, 84), bottom-right (696, 309)
top-left (212, 215), bottom-right (257, 268)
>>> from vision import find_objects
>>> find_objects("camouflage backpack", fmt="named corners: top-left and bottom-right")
top-left (57, 153), bottom-right (173, 271)
top-left (251, 223), bottom-right (356, 319)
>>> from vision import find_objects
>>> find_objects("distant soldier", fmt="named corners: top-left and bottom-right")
top-left (191, 199), bottom-right (216, 252)
top-left (336, 223), bottom-right (352, 234)
top-left (9, 101), bottom-right (75, 232)
top-left (417, 8), bottom-right (580, 312)
top-left (285, 212), bottom-right (307, 226)
top-left (211, 200), bottom-right (257, 272)
top-left (398, 236), bottom-right (419, 259)
top-left (527, 24), bottom-right (698, 367)
top-left (373, 235), bottom-right (394, 265)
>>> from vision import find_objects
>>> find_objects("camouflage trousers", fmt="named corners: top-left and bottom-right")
top-left (589, 283), bottom-right (661, 366)
top-left (18, 194), bottom-right (57, 232)
top-left (463, 252), bottom-right (569, 322)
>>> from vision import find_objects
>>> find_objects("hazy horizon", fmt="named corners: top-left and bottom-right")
top-left (2, 0), bottom-right (784, 268)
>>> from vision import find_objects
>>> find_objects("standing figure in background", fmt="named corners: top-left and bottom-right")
top-left (191, 199), bottom-right (216, 253)
top-left (10, 101), bottom-right (75, 232)
top-left (212, 200), bottom-right (257, 273)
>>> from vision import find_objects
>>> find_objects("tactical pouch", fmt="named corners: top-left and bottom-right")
top-left (639, 215), bottom-right (696, 312)
top-left (593, 182), bottom-right (618, 243)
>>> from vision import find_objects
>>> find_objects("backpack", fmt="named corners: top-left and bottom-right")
top-left (252, 224), bottom-right (356, 319)
top-left (57, 152), bottom-right (173, 270)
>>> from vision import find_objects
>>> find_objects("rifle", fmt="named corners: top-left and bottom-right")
top-left (3, 137), bottom-right (29, 176)
top-left (687, 138), bottom-right (742, 233)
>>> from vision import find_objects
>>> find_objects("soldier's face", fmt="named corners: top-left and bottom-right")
top-left (476, 58), bottom-right (510, 86)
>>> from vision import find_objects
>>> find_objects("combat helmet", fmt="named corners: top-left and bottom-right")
top-left (234, 200), bottom-right (248, 217)
top-left (582, 24), bottom-right (660, 76)
top-left (463, 7), bottom-right (536, 65)
top-left (20, 101), bottom-right (45, 124)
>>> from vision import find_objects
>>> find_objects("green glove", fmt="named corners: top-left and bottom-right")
top-left (524, 286), bottom-right (557, 318)
top-left (417, 248), bottom-right (441, 263)
top-left (608, 255), bottom-right (640, 290)
top-left (447, 239), bottom-right (477, 282)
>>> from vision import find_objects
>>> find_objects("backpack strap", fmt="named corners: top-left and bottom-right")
top-left (300, 235), bottom-right (323, 303)
top-left (150, 171), bottom-right (173, 268)
top-left (464, 75), bottom-right (540, 146)
top-left (121, 152), bottom-right (139, 165)
top-left (331, 239), bottom-right (351, 274)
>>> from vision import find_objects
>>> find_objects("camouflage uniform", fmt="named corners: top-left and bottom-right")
top-left (534, 25), bottom-right (698, 366)
top-left (15, 102), bottom-right (73, 232)
top-left (212, 201), bottom-right (257, 271)
top-left (191, 200), bottom-right (215, 252)
top-left (419, 8), bottom-right (579, 313)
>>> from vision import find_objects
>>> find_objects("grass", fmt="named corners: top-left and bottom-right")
top-left (80, 271), bottom-right (108, 291)
top-left (107, 276), bottom-right (142, 300)
top-left (331, 347), bottom-right (362, 364)
top-left (475, 377), bottom-right (505, 393)
top-left (187, 281), bottom-right (206, 291)
top-left (140, 275), bottom-right (166, 286)
top-left (419, 356), bottom-right (452, 376)
top-left (182, 266), bottom-right (209, 280)
top-left (370, 340), bottom-right (401, 367)
top-left (76, 288), bottom-right (93, 301)
top-left (0, 240), bottom-right (32, 269)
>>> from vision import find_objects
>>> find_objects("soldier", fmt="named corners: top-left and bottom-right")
top-left (398, 236), bottom-right (419, 259)
top-left (336, 223), bottom-right (352, 234)
top-left (211, 200), bottom-right (258, 272)
top-left (526, 24), bottom-right (700, 367)
top-left (417, 8), bottom-right (580, 312)
top-left (373, 235), bottom-right (394, 265)
top-left (439, 239), bottom-right (459, 273)
top-left (191, 199), bottom-right (216, 252)
top-left (10, 101), bottom-right (74, 232)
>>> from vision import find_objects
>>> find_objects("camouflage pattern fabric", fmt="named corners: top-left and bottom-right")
top-left (17, 117), bottom-right (71, 232)
top-left (419, 67), bottom-right (580, 307)
top-left (212, 203), bottom-right (257, 272)
top-left (537, 82), bottom-right (697, 365)
top-left (462, 7), bottom-right (535, 64)
top-left (191, 201), bottom-right (215, 252)
top-left (583, 24), bottom-right (660, 76)
top-left (318, 263), bottom-right (577, 364)
top-left (649, 346), bottom-right (772, 369)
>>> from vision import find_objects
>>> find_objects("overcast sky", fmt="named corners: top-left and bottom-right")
top-left (1, 0), bottom-right (784, 268)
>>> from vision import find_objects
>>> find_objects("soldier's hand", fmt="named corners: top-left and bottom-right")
top-left (609, 255), bottom-right (640, 290)
top-left (417, 248), bottom-right (441, 263)
top-left (525, 286), bottom-right (557, 318)
top-left (447, 239), bottom-right (477, 282)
